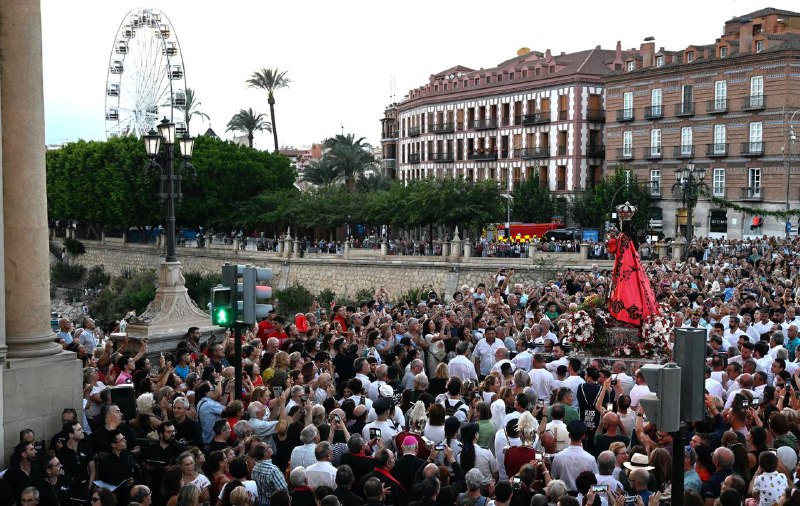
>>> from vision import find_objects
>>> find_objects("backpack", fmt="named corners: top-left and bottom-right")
top-left (445, 399), bottom-right (464, 418)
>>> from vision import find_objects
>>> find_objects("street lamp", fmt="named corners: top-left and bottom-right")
top-left (144, 117), bottom-right (196, 262)
top-left (786, 110), bottom-right (799, 212)
top-left (672, 160), bottom-right (708, 260)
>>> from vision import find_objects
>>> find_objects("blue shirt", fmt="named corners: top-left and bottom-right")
top-left (197, 396), bottom-right (224, 444)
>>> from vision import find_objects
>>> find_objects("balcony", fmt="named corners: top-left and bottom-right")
top-left (742, 94), bottom-right (766, 110)
top-left (674, 102), bottom-right (695, 117)
top-left (587, 109), bottom-right (606, 122)
top-left (409, 126), bottom-right (421, 137)
top-left (430, 152), bottom-right (454, 163)
top-left (408, 153), bottom-right (421, 164)
top-left (706, 143), bottom-right (728, 157)
top-left (382, 159), bottom-right (396, 170)
top-left (522, 112), bottom-right (550, 125)
top-left (616, 148), bottom-right (634, 160)
top-left (741, 186), bottom-right (763, 201)
top-left (650, 181), bottom-right (662, 198)
top-left (644, 146), bottom-right (663, 160)
top-left (673, 145), bottom-right (694, 158)
top-left (382, 130), bottom-right (398, 140)
top-left (468, 151), bottom-right (498, 161)
top-left (706, 99), bottom-right (728, 114)
top-left (558, 110), bottom-right (568, 121)
top-left (556, 145), bottom-right (567, 156)
top-left (587, 144), bottom-right (605, 158)
top-left (644, 105), bottom-right (663, 120)
top-left (518, 146), bottom-right (550, 159)
top-left (471, 118), bottom-right (498, 130)
top-left (741, 141), bottom-right (765, 156)
top-left (431, 122), bottom-right (455, 134)
top-left (616, 109), bottom-right (634, 122)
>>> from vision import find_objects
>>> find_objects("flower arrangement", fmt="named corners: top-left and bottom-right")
top-left (613, 305), bottom-right (673, 359)
top-left (558, 309), bottom-right (595, 345)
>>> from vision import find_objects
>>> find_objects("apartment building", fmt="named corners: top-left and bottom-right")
top-left (389, 46), bottom-right (637, 193)
top-left (605, 8), bottom-right (800, 239)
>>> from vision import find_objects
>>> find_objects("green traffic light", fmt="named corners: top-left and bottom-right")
top-left (214, 307), bottom-right (231, 326)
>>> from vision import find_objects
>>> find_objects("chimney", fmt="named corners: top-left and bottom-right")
top-left (615, 40), bottom-right (622, 62)
top-left (739, 23), bottom-right (753, 53)
top-left (641, 42), bottom-right (655, 67)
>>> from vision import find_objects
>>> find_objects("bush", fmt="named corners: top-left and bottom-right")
top-left (51, 262), bottom-right (86, 288)
top-left (184, 271), bottom-right (222, 309)
top-left (63, 237), bottom-right (86, 255)
top-left (395, 287), bottom-right (423, 305)
top-left (85, 265), bottom-right (110, 289)
top-left (274, 283), bottom-right (314, 318)
top-left (316, 288), bottom-right (336, 310)
top-left (354, 287), bottom-right (376, 305)
top-left (89, 271), bottom-right (157, 330)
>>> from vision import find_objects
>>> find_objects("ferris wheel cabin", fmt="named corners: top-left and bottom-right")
top-left (162, 42), bottom-right (177, 57)
top-left (106, 84), bottom-right (120, 97)
top-left (156, 24), bottom-right (170, 39)
top-left (170, 65), bottom-right (183, 79)
top-left (115, 40), bottom-right (128, 54)
top-left (122, 25), bottom-right (135, 39)
top-left (172, 90), bottom-right (186, 107)
top-left (176, 122), bottom-right (187, 137)
top-left (105, 108), bottom-right (119, 121)
top-left (110, 61), bottom-right (124, 74)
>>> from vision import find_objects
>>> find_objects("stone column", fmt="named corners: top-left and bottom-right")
top-left (343, 239), bottom-right (350, 259)
top-left (293, 237), bottom-right (301, 258)
top-left (283, 229), bottom-right (293, 259)
top-left (580, 243), bottom-right (590, 261)
top-left (1, 0), bottom-right (82, 458)
top-left (450, 227), bottom-right (462, 262)
top-left (655, 242), bottom-right (668, 260)
top-left (671, 236), bottom-right (687, 261)
top-left (442, 241), bottom-right (450, 258)
top-left (380, 240), bottom-right (388, 259)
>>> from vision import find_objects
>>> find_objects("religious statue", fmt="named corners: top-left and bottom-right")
top-left (607, 202), bottom-right (659, 326)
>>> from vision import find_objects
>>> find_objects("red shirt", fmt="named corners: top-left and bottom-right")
top-left (257, 320), bottom-right (275, 344)
top-left (504, 446), bottom-right (537, 478)
top-left (268, 330), bottom-right (288, 347)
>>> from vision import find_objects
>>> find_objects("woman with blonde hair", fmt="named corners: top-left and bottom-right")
top-left (175, 485), bottom-right (199, 506)
top-left (428, 363), bottom-right (449, 397)
top-left (480, 375), bottom-right (500, 404)
top-left (229, 486), bottom-right (251, 506)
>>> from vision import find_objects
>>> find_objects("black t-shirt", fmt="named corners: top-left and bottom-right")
top-left (144, 440), bottom-right (185, 468)
top-left (577, 382), bottom-right (603, 432)
top-left (172, 417), bottom-right (203, 448)
top-left (334, 351), bottom-right (358, 384)
top-left (56, 440), bottom-right (93, 484)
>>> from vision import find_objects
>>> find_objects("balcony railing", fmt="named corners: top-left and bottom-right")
top-left (588, 144), bottom-right (605, 158)
top-left (587, 109), bottom-right (606, 122)
top-left (471, 118), bottom-right (498, 130)
top-left (644, 105), bottom-right (663, 119)
top-left (382, 130), bottom-right (398, 140)
top-left (382, 159), bottom-right (396, 170)
top-left (431, 122), bottom-right (455, 134)
top-left (558, 110), bottom-right (568, 121)
top-left (741, 186), bottom-right (762, 201)
top-left (518, 146), bottom-right (550, 159)
top-left (408, 153), bottom-right (421, 163)
top-left (556, 145), bottom-right (567, 156)
top-left (650, 181), bottom-right (662, 198)
top-left (706, 143), bottom-right (728, 157)
top-left (616, 148), bottom-right (634, 160)
top-left (409, 126), bottom-right (421, 137)
top-left (522, 112), bottom-right (550, 125)
top-left (644, 146), bottom-right (663, 159)
top-left (673, 145), bottom-right (694, 158)
top-left (616, 109), bottom-right (634, 122)
top-left (674, 102), bottom-right (694, 117)
top-left (430, 152), bottom-right (455, 163)
top-left (741, 141), bottom-right (765, 156)
top-left (706, 99), bottom-right (728, 114)
top-left (742, 94), bottom-right (766, 110)
top-left (468, 151), bottom-right (498, 161)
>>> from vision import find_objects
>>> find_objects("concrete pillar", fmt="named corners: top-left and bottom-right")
top-left (283, 229), bottom-right (293, 259)
top-left (580, 243), bottom-right (590, 261)
top-left (450, 227), bottom-right (462, 262)
top-left (442, 241), bottom-right (450, 258)
top-left (671, 236), bottom-right (686, 261)
top-left (380, 240), bottom-right (388, 259)
top-left (343, 239), bottom-right (350, 259)
top-left (1, 0), bottom-right (82, 458)
top-left (293, 238), bottom-right (301, 258)
top-left (655, 242), bottom-right (668, 259)
top-left (462, 241), bottom-right (471, 259)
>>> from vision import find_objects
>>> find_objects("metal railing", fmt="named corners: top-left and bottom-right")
top-left (674, 102), bottom-right (694, 116)
top-left (587, 109), bottom-right (606, 122)
top-left (408, 153), bottom-right (421, 163)
top-left (431, 122), bottom-right (455, 134)
top-left (616, 148), bottom-right (634, 160)
top-left (616, 109), bottom-right (634, 122)
top-left (644, 146), bottom-right (663, 159)
top-left (742, 94), bottom-right (766, 110)
top-left (673, 145), bottom-right (694, 158)
top-left (706, 99), bottom-right (728, 114)
top-left (471, 118), bottom-right (498, 130)
top-left (468, 151), bottom-right (498, 161)
top-left (644, 105), bottom-right (663, 119)
top-left (430, 152), bottom-right (455, 162)
top-left (588, 144), bottom-right (605, 158)
top-left (706, 143), bottom-right (728, 156)
top-left (409, 126), bottom-right (421, 137)
top-left (741, 186), bottom-right (762, 200)
top-left (522, 112), bottom-right (550, 125)
top-left (741, 141), bottom-right (764, 156)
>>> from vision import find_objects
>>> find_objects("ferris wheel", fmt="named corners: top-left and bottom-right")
top-left (104, 8), bottom-right (187, 139)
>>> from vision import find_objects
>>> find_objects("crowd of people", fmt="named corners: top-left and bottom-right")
top-left (16, 234), bottom-right (800, 506)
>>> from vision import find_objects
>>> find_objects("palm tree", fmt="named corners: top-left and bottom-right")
top-left (300, 159), bottom-right (339, 186)
top-left (226, 108), bottom-right (271, 148)
top-left (247, 67), bottom-right (291, 153)
top-left (181, 88), bottom-right (210, 136)
top-left (322, 134), bottom-right (375, 191)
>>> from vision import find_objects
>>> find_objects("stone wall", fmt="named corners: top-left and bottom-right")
top-left (61, 240), bottom-right (613, 300)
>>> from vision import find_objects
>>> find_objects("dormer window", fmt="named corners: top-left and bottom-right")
top-left (486, 76), bottom-right (492, 83)
top-left (626, 60), bottom-right (635, 71)
top-left (720, 46), bottom-right (728, 58)
top-left (687, 51), bottom-right (695, 63)
top-left (656, 56), bottom-right (664, 67)
top-left (755, 40), bottom-right (765, 53)
top-left (474, 78), bottom-right (480, 85)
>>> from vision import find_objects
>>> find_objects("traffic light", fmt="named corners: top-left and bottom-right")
top-left (639, 363), bottom-right (682, 433)
top-left (242, 266), bottom-right (273, 325)
top-left (674, 328), bottom-right (707, 422)
top-left (210, 286), bottom-right (233, 326)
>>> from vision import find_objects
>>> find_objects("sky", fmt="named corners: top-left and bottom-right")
top-left (42, 0), bottom-right (800, 151)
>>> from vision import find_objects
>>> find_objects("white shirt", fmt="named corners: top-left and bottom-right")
top-left (290, 443), bottom-right (317, 468)
top-left (546, 356), bottom-right (569, 378)
top-left (474, 445), bottom-right (498, 482)
top-left (495, 429), bottom-right (521, 480)
top-left (705, 377), bottom-right (726, 400)
top-left (491, 398), bottom-right (510, 431)
top-left (529, 368), bottom-right (557, 406)
top-left (355, 373), bottom-right (372, 392)
top-left (367, 380), bottom-right (388, 402)
top-left (546, 419), bottom-right (571, 451)
top-left (563, 375), bottom-right (585, 408)
top-left (305, 460), bottom-right (337, 489)
top-left (448, 355), bottom-right (478, 381)
top-left (551, 444), bottom-right (599, 492)
top-left (473, 338), bottom-right (506, 376)
top-left (362, 420), bottom-right (399, 450)
top-left (512, 350), bottom-right (533, 372)
top-left (613, 373), bottom-right (635, 396)
top-left (492, 359), bottom-right (514, 375)
top-left (629, 384), bottom-right (652, 409)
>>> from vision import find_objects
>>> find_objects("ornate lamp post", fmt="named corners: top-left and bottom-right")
top-left (786, 110), bottom-right (799, 212)
top-left (671, 161), bottom-right (708, 260)
top-left (128, 118), bottom-right (209, 338)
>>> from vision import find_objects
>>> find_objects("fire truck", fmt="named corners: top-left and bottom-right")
top-left (487, 219), bottom-right (564, 242)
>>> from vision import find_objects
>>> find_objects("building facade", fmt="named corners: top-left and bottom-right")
top-left (605, 8), bottom-right (800, 239)
top-left (390, 46), bottom-right (637, 194)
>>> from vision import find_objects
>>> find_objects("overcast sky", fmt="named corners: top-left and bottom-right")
top-left (42, 0), bottom-right (798, 151)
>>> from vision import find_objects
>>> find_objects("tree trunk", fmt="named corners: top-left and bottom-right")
top-left (268, 95), bottom-right (279, 153)
top-left (248, 133), bottom-right (254, 148)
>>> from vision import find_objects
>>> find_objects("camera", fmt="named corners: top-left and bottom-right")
top-left (591, 485), bottom-right (608, 493)
top-left (333, 414), bottom-right (341, 424)
top-left (624, 497), bottom-right (637, 505)
top-left (435, 443), bottom-right (446, 451)
top-left (369, 428), bottom-right (382, 440)
top-left (272, 386), bottom-right (283, 397)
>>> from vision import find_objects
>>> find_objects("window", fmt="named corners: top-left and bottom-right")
top-left (714, 125), bottom-right (726, 154)
top-left (687, 51), bottom-right (695, 63)
top-left (486, 76), bottom-right (492, 83)
top-left (475, 78), bottom-right (480, 85)
top-left (651, 88), bottom-right (662, 116)
top-left (623, 92), bottom-right (633, 119)
top-left (714, 80), bottom-right (727, 109)
top-left (655, 56), bottom-right (664, 67)
top-left (623, 131), bottom-right (633, 157)
top-left (650, 129), bottom-right (662, 156)
top-left (650, 169), bottom-right (661, 196)
top-left (720, 46), bottom-right (728, 58)
top-left (749, 122), bottom-right (763, 153)
top-left (497, 75), bottom-right (503, 82)
top-left (713, 168), bottom-right (726, 197)
top-left (681, 127), bottom-right (693, 155)
top-left (755, 40), bottom-right (765, 53)
top-left (750, 75), bottom-right (764, 106)
top-left (748, 168), bottom-right (761, 195)
top-left (624, 170), bottom-right (631, 184)
top-left (626, 61), bottom-right (635, 71)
